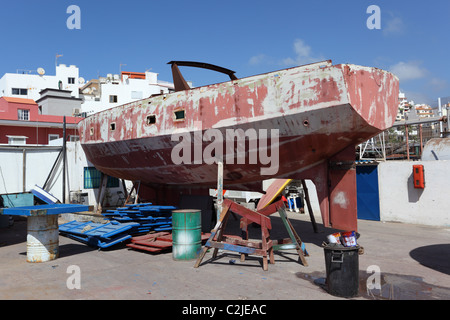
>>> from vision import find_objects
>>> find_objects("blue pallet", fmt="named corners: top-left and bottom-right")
top-left (101, 203), bottom-right (176, 235)
top-left (63, 232), bottom-right (132, 249)
top-left (59, 220), bottom-right (140, 249)
top-left (58, 203), bottom-right (176, 249)
top-left (59, 220), bottom-right (139, 239)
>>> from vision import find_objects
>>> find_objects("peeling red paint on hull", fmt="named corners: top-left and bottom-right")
top-left (79, 61), bottom-right (399, 231)
top-left (81, 103), bottom-right (377, 188)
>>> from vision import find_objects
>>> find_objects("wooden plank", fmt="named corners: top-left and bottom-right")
top-left (224, 236), bottom-right (262, 249)
top-left (213, 205), bottom-right (230, 258)
top-left (126, 243), bottom-right (164, 253)
top-left (256, 199), bottom-right (286, 217)
top-left (96, 173), bottom-right (108, 214)
top-left (277, 207), bottom-right (308, 266)
top-left (256, 179), bottom-right (291, 210)
top-left (207, 241), bottom-right (258, 255)
top-left (224, 199), bottom-right (272, 229)
top-left (194, 203), bottom-right (231, 268)
top-left (133, 240), bottom-right (173, 248)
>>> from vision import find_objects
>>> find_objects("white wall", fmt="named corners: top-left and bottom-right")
top-left (378, 160), bottom-right (450, 227)
top-left (261, 161), bottom-right (450, 228)
top-left (0, 146), bottom-right (61, 195)
top-left (0, 64), bottom-right (80, 101)
top-left (55, 64), bottom-right (80, 97)
top-left (81, 73), bottom-right (173, 115)
top-left (0, 142), bottom-right (127, 208)
top-left (0, 73), bottom-right (56, 101)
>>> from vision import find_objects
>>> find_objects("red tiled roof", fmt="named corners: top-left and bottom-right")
top-left (2, 97), bottom-right (37, 105)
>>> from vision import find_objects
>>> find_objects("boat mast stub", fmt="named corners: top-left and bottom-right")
top-left (168, 61), bottom-right (238, 92)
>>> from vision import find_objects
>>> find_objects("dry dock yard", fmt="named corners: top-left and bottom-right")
top-left (0, 207), bottom-right (449, 303)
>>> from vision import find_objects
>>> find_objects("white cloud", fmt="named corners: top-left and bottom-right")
top-left (248, 39), bottom-right (324, 67)
top-left (281, 39), bottom-right (324, 66)
top-left (383, 16), bottom-right (405, 36)
top-left (389, 61), bottom-right (428, 81)
top-left (249, 54), bottom-right (270, 66)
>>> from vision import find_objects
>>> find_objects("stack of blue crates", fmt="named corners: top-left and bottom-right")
top-left (102, 203), bottom-right (176, 234)
top-left (59, 203), bottom-right (176, 249)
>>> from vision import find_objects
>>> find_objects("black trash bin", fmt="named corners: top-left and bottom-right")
top-left (324, 245), bottom-right (360, 298)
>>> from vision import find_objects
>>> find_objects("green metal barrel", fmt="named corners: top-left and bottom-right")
top-left (172, 209), bottom-right (202, 260)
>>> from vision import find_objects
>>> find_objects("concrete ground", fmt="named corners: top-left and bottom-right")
top-left (0, 210), bottom-right (449, 301)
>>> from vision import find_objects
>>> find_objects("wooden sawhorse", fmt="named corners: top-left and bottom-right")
top-left (241, 200), bottom-right (309, 266)
top-left (194, 199), bottom-right (274, 271)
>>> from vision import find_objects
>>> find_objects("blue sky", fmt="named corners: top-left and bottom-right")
top-left (1, 0), bottom-right (449, 106)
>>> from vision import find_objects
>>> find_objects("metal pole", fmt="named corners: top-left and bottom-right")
top-left (419, 124), bottom-right (423, 157)
top-left (43, 149), bottom-right (63, 190)
top-left (62, 116), bottom-right (66, 204)
top-left (216, 161), bottom-right (223, 223)
top-left (22, 149), bottom-right (26, 193)
top-left (405, 124), bottom-right (410, 160)
top-left (301, 180), bottom-right (318, 233)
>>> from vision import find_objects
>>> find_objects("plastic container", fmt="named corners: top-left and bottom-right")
top-left (323, 244), bottom-right (360, 298)
top-left (341, 231), bottom-right (357, 247)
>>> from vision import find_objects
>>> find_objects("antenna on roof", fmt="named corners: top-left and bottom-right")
top-left (56, 54), bottom-right (63, 67)
top-left (120, 63), bottom-right (127, 75)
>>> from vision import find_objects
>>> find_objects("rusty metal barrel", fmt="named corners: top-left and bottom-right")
top-left (1, 204), bottom-right (88, 263)
top-left (172, 209), bottom-right (202, 260)
top-left (27, 215), bottom-right (59, 263)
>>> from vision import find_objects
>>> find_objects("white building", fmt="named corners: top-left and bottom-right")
top-left (396, 91), bottom-right (413, 121)
top-left (80, 71), bottom-right (175, 115)
top-left (414, 104), bottom-right (435, 118)
top-left (0, 64), bottom-right (176, 116)
top-left (0, 64), bottom-right (81, 101)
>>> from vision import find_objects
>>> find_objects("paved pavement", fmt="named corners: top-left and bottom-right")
top-left (0, 211), bottom-right (449, 303)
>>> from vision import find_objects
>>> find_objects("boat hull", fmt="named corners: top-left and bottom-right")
top-left (79, 61), bottom-right (399, 231)
top-left (79, 61), bottom-right (398, 189)
top-left (81, 102), bottom-right (382, 189)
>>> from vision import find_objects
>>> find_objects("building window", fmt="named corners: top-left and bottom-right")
top-left (48, 134), bottom-right (60, 142)
top-left (83, 167), bottom-right (119, 189)
top-left (18, 109), bottom-right (30, 121)
top-left (109, 95), bottom-right (118, 103)
top-left (7, 136), bottom-right (27, 145)
top-left (69, 135), bottom-right (80, 142)
top-left (12, 88), bottom-right (28, 95)
top-left (68, 77), bottom-right (75, 84)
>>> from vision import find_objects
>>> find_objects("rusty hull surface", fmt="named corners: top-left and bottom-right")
top-left (78, 61), bottom-right (399, 231)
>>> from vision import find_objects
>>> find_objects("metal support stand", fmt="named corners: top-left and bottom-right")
top-left (301, 180), bottom-right (319, 233)
top-left (216, 161), bottom-right (223, 223)
top-left (95, 173), bottom-right (108, 213)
